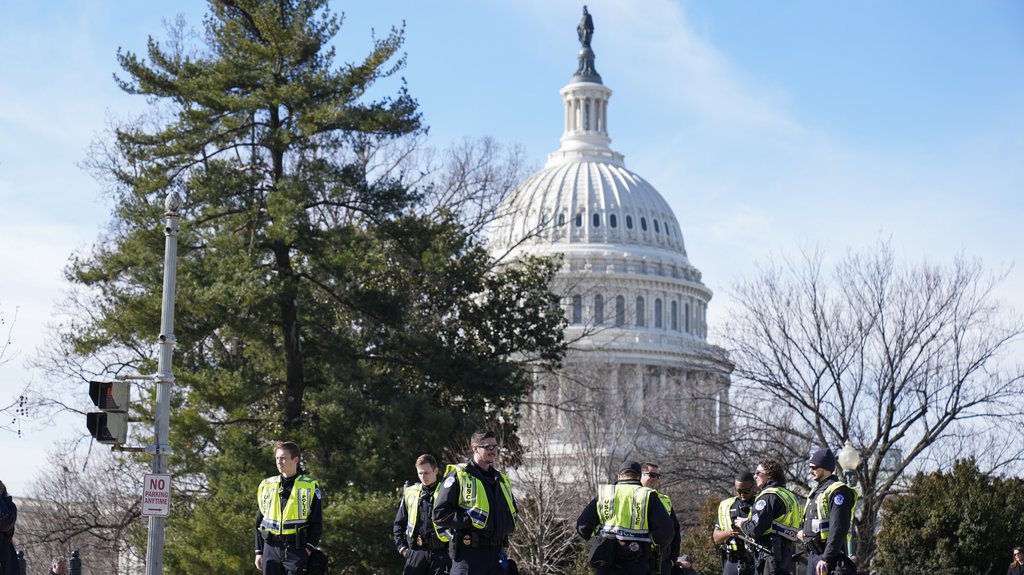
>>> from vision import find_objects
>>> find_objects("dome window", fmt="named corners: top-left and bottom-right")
top-left (609, 214), bottom-right (618, 228)
top-left (635, 297), bottom-right (645, 327)
top-left (640, 217), bottom-right (648, 231)
top-left (557, 213), bottom-right (566, 226)
top-left (654, 298), bottom-right (663, 328)
top-left (615, 296), bottom-right (626, 326)
top-left (594, 294), bottom-right (604, 325)
top-left (571, 295), bottom-right (583, 324)
top-left (653, 220), bottom-right (660, 233)
top-left (625, 215), bottom-right (634, 230)
top-left (592, 213), bottom-right (600, 227)
top-left (575, 213), bottom-right (583, 227)
top-left (671, 301), bottom-right (679, 331)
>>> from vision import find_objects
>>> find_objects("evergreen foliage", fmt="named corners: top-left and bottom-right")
top-left (58, 1), bottom-right (567, 571)
top-left (680, 495), bottom-right (725, 574)
top-left (873, 459), bottom-right (1024, 574)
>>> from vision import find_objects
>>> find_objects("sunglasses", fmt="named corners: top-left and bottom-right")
top-left (808, 464), bottom-right (820, 470)
top-left (736, 487), bottom-right (754, 495)
top-left (476, 444), bottom-right (499, 451)
top-left (644, 472), bottom-right (661, 478)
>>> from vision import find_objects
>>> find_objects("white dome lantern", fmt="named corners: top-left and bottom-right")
top-left (489, 7), bottom-right (732, 469)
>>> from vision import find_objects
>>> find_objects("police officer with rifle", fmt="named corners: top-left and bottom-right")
top-left (735, 460), bottom-right (801, 575)
top-left (712, 472), bottom-right (757, 575)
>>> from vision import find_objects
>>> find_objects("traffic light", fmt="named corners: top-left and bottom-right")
top-left (86, 380), bottom-right (129, 445)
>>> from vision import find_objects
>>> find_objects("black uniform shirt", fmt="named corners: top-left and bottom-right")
top-left (392, 481), bottom-right (441, 553)
top-left (802, 475), bottom-right (854, 564)
top-left (574, 479), bottom-right (674, 549)
top-left (738, 480), bottom-right (791, 543)
top-left (433, 460), bottom-right (515, 543)
top-left (724, 497), bottom-right (754, 556)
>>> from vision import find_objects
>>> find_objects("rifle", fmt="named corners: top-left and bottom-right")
top-left (732, 534), bottom-right (773, 557)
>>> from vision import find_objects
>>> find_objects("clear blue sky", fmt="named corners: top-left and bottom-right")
top-left (2, 0), bottom-right (1022, 495)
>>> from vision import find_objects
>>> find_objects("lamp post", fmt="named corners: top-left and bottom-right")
top-left (837, 439), bottom-right (861, 556)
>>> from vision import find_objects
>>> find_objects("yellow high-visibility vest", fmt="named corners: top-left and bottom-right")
top-left (403, 483), bottom-right (450, 542)
top-left (718, 496), bottom-right (751, 552)
top-left (758, 486), bottom-right (801, 541)
top-left (803, 480), bottom-right (858, 542)
top-left (257, 475), bottom-right (318, 535)
top-left (595, 483), bottom-right (655, 542)
top-left (443, 463), bottom-right (517, 530)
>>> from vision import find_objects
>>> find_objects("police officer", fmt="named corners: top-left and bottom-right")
top-left (394, 454), bottom-right (451, 575)
top-left (735, 460), bottom-right (801, 575)
top-left (255, 441), bottom-right (323, 575)
top-left (712, 472), bottom-right (757, 575)
top-left (796, 449), bottom-right (857, 575)
top-left (433, 430), bottom-right (517, 575)
top-left (576, 460), bottom-right (674, 575)
top-left (641, 462), bottom-right (680, 575)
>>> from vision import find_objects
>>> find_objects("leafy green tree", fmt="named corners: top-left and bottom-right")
top-left (39, 1), bottom-right (566, 572)
top-left (874, 459), bottom-right (1024, 575)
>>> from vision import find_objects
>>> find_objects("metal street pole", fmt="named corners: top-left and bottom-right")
top-left (145, 192), bottom-right (181, 575)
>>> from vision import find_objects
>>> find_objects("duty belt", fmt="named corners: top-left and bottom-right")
top-left (262, 529), bottom-right (304, 547)
top-left (412, 535), bottom-right (448, 550)
top-left (263, 533), bottom-right (292, 545)
top-left (461, 532), bottom-right (503, 549)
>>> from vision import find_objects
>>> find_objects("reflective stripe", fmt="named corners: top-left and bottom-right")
top-left (257, 475), bottom-right (319, 536)
top-left (595, 483), bottom-right (654, 542)
top-left (759, 486), bottom-right (801, 537)
top-left (443, 464), bottom-right (517, 531)
top-left (403, 484), bottom-right (450, 543)
top-left (804, 480), bottom-right (857, 542)
top-left (770, 521), bottom-right (799, 541)
top-left (717, 497), bottom-right (741, 552)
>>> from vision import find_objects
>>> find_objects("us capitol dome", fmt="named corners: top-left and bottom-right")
top-left (488, 7), bottom-right (733, 468)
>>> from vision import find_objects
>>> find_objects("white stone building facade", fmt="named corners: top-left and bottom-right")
top-left (488, 21), bottom-right (733, 474)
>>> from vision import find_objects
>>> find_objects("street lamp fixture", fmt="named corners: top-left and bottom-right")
top-left (838, 439), bottom-right (861, 481)
top-left (837, 439), bottom-right (861, 557)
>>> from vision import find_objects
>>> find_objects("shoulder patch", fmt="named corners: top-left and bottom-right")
top-left (754, 499), bottom-right (767, 511)
top-left (833, 494), bottom-right (844, 506)
top-left (315, 487), bottom-right (322, 500)
top-left (443, 476), bottom-right (456, 489)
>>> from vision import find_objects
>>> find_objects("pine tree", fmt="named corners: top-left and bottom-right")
top-left (51, 1), bottom-right (566, 571)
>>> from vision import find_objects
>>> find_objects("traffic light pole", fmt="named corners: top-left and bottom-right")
top-left (145, 192), bottom-right (182, 575)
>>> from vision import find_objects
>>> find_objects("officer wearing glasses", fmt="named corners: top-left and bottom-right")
top-left (433, 429), bottom-right (517, 574)
top-left (641, 463), bottom-right (680, 575)
top-left (1007, 546), bottom-right (1024, 575)
top-left (576, 460), bottom-right (674, 575)
top-left (713, 472), bottom-right (757, 575)
top-left (796, 449), bottom-right (856, 575)
top-left (735, 460), bottom-right (801, 575)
